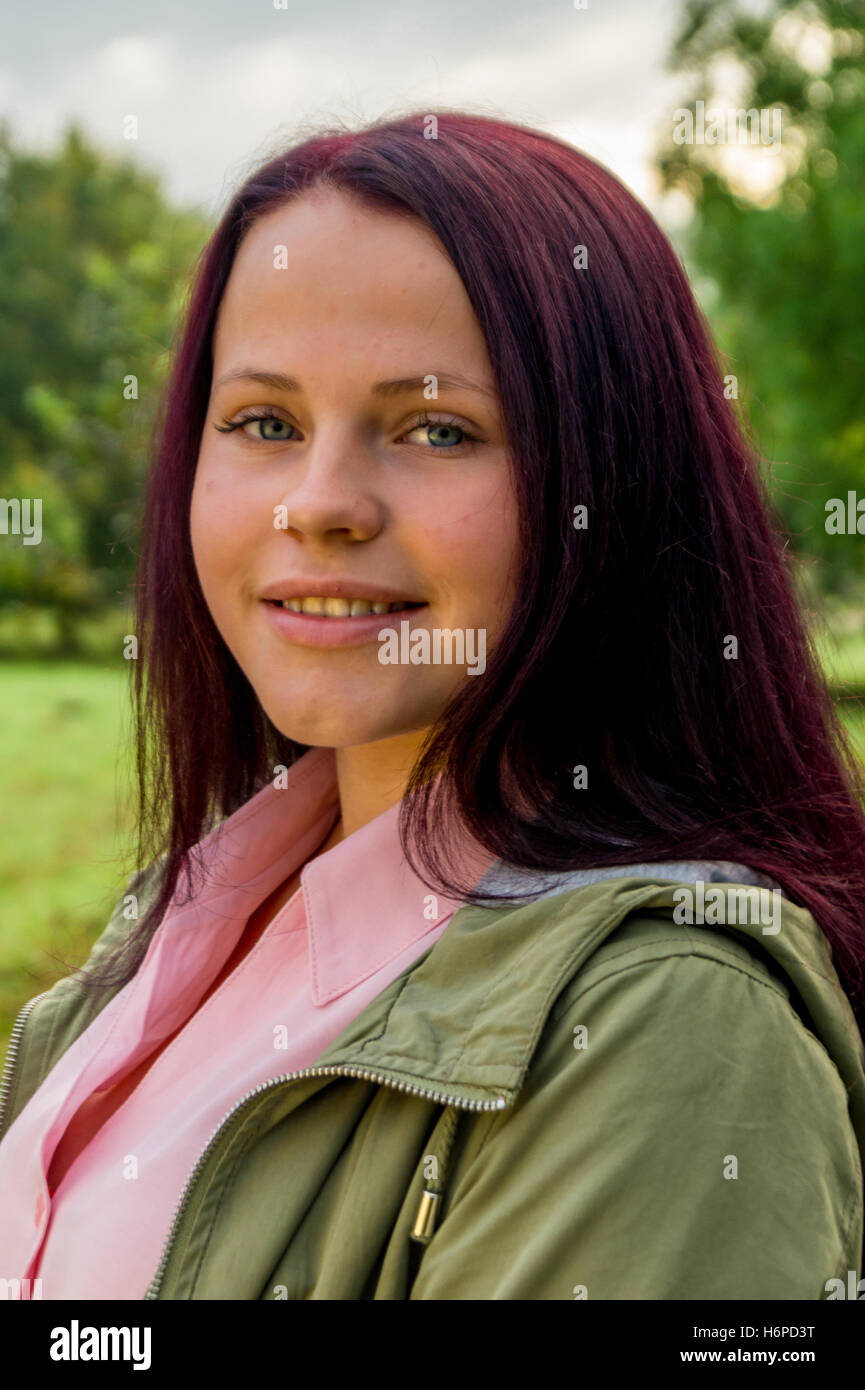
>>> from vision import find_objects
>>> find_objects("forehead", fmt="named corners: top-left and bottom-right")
top-left (212, 187), bottom-right (489, 370)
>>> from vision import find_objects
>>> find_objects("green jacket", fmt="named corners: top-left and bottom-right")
top-left (1, 857), bottom-right (863, 1300)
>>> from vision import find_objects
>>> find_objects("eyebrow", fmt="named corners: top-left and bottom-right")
top-left (210, 369), bottom-right (497, 401)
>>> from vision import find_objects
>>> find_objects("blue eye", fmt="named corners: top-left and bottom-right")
top-left (404, 416), bottom-right (479, 450)
top-left (214, 409), bottom-right (295, 441)
top-left (213, 409), bottom-right (482, 452)
top-left (252, 416), bottom-right (293, 441)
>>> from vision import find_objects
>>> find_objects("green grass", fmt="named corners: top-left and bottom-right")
top-left (0, 660), bottom-right (138, 1059)
top-left (0, 603), bottom-right (134, 663)
top-left (1, 637), bottom-right (865, 1063)
top-left (812, 609), bottom-right (865, 692)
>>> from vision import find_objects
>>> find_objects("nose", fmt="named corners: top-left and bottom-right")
top-left (272, 425), bottom-right (386, 544)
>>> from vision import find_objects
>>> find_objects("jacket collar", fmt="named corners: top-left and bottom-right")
top-left (85, 763), bottom-right (852, 1115)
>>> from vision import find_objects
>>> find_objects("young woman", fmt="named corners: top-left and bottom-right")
top-left (1, 109), bottom-right (864, 1301)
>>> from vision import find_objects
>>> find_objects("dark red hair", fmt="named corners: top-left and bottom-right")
top-left (99, 110), bottom-right (865, 1033)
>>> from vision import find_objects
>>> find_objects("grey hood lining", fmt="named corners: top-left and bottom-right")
top-left (472, 858), bottom-right (785, 908)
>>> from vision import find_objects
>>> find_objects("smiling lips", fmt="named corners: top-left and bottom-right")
top-left (270, 596), bottom-right (426, 618)
top-left (262, 594), bottom-right (428, 649)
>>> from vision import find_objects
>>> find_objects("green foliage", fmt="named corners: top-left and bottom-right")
top-left (0, 121), bottom-right (209, 647)
top-left (655, 0), bottom-right (865, 591)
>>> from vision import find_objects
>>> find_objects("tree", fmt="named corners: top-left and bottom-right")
top-left (0, 121), bottom-right (208, 650)
top-left (655, 0), bottom-right (865, 592)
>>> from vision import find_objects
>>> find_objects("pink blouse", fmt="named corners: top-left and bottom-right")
top-left (0, 746), bottom-right (493, 1299)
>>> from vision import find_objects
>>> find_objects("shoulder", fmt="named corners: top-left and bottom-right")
top-left (415, 909), bottom-right (863, 1298)
top-left (539, 908), bottom-right (853, 1118)
top-left (549, 907), bottom-right (801, 1028)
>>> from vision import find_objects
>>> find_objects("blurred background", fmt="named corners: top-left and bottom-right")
top-left (1, 0), bottom-right (864, 1052)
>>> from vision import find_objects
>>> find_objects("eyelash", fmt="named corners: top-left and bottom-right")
top-left (213, 407), bottom-right (482, 452)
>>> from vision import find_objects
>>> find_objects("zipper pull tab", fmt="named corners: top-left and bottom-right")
top-left (410, 1188), bottom-right (440, 1244)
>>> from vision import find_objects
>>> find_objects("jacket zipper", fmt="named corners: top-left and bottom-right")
top-left (0, 991), bottom-right (53, 1142)
top-left (144, 1064), bottom-right (508, 1300)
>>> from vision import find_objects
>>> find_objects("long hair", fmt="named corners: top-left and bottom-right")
top-left (91, 109), bottom-right (865, 1032)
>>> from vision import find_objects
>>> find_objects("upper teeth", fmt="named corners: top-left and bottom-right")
top-left (278, 597), bottom-right (416, 617)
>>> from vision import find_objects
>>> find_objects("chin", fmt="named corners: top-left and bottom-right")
top-left (256, 698), bottom-right (418, 750)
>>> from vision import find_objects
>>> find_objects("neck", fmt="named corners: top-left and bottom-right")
top-left (330, 727), bottom-right (435, 841)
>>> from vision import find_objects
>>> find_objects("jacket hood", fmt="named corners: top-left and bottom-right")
top-left (308, 857), bottom-right (865, 1116)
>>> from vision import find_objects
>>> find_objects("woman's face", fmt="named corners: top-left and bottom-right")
top-left (190, 187), bottom-right (519, 748)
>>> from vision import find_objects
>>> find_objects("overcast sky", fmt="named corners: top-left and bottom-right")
top-left (0, 0), bottom-right (690, 226)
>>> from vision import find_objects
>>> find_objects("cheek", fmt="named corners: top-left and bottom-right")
top-left (189, 475), bottom-right (219, 586)
top-left (418, 473), bottom-right (519, 615)
top-left (190, 452), bottom-right (260, 560)
top-left (189, 464), bottom-right (248, 610)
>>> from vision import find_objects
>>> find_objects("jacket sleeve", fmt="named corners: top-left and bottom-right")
top-left (409, 938), bottom-right (863, 1300)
